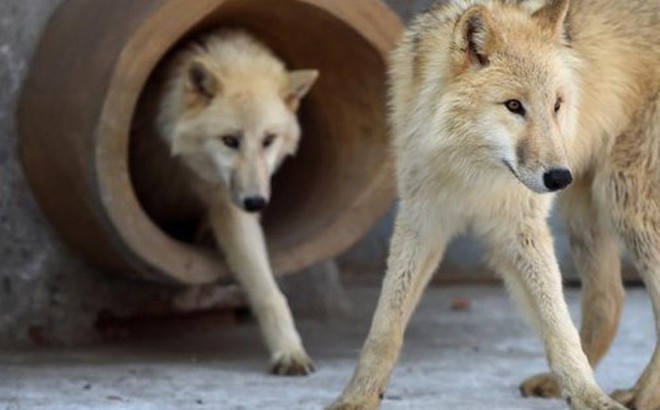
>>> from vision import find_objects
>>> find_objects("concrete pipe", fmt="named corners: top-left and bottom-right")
top-left (18, 0), bottom-right (401, 284)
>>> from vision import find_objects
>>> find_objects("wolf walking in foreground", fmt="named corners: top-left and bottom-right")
top-left (133, 30), bottom-right (318, 375)
top-left (330, 0), bottom-right (660, 408)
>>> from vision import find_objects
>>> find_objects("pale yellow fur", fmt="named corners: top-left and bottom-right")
top-left (139, 30), bottom-right (319, 375)
top-left (330, 0), bottom-right (660, 409)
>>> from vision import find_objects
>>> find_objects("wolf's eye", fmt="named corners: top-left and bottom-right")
top-left (505, 99), bottom-right (526, 116)
top-left (554, 99), bottom-right (562, 113)
top-left (221, 135), bottom-right (241, 150)
top-left (262, 133), bottom-right (277, 148)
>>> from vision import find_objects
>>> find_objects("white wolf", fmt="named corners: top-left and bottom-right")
top-left (133, 30), bottom-right (319, 375)
top-left (331, 0), bottom-right (660, 409)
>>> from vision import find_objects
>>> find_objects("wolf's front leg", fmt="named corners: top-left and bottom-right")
top-left (328, 207), bottom-right (448, 409)
top-left (486, 222), bottom-right (626, 410)
top-left (210, 202), bottom-right (313, 375)
top-left (520, 185), bottom-right (625, 399)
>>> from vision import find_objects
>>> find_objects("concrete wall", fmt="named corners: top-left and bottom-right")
top-left (0, 0), bottom-right (615, 345)
top-left (0, 0), bottom-right (199, 345)
top-left (1, 0), bottom-right (89, 344)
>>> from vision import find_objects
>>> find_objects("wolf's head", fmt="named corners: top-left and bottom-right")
top-left (160, 33), bottom-right (318, 212)
top-left (445, 0), bottom-right (578, 193)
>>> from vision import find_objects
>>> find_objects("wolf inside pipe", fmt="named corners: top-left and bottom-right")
top-left (330, 0), bottom-right (660, 409)
top-left (133, 30), bottom-right (319, 375)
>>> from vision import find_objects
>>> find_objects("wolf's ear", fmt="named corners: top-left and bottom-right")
top-left (284, 70), bottom-right (319, 111)
top-left (532, 0), bottom-right (570, 40)
top-left (186, 59), bottom-right (220, 101)
top-left (454, 5), bottom-right (501, 68)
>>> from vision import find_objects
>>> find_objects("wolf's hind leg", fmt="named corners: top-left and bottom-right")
top-left (603, 91), bottom-right (660, 410)
top-left (520, 182), bottom-right (624, 398)
top-left (210, 202), bottom-right (313, 376)
top-left (608, 203), bottom-right (660, 410)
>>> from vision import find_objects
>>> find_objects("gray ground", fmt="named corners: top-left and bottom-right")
top-left (0, 285), bottom-right (655, 410)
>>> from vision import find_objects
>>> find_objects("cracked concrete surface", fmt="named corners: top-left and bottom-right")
top-left (0, 285), bottom-right (654, 409)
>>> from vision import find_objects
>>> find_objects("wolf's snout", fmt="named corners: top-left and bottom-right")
top-left (543, 169), bottom-right (573, 191)
top-left (243, 196), bottom-right (268, 213)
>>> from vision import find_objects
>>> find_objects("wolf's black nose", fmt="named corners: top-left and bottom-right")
top-left (543, 169), bottom-right (573, 191)
top-left (243, 196), bottom-right (268, 213)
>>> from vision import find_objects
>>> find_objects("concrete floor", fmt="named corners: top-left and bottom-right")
top-left (0, 285), bottom-right (655, 410)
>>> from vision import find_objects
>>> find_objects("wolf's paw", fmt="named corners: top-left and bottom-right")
top-left (520, 372), bottom-right (561, 398)
top-left (568, 392), bottom-right (629, 410)
top-left (325, 395), bottom-right (380, 410)
top-left (612, 387), bottom-right (660, 410)
top-left (270, 350), bottom-right (315, 376)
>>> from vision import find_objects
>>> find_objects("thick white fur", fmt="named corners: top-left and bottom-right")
top-left (153, 30), bottom-right (318, 375)
top-left (330, 0), bottom-right (660, 409)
